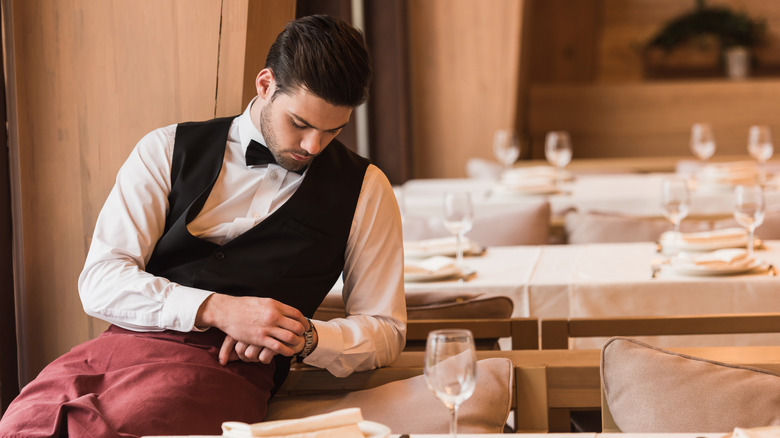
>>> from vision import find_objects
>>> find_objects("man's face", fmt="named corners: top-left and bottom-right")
top-left (259, 87), bottom-right (352, 173)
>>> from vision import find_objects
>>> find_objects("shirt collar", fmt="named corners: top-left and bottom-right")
top-left (238, 96), bottom-right (267, 158)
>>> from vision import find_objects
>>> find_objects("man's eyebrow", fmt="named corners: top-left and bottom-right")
top-left (291, 113), bottom-right (348, 132)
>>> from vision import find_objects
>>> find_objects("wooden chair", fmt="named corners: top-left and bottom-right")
top-left (541, 313), bottom-right (780, 349)
top-left (406, 317), bottom-right (539, 350)
top-left (315, 292), bottom-right (537, 350)
top-left (541, 313), bottom-right (780, 431)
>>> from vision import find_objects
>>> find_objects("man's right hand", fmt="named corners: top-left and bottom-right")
top-left (195, 294), bottom-right (309, 365)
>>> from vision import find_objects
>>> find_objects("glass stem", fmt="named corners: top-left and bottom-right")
top-left (748, 227), bottom-right (755, 258)
top-left (455, 233), bottom-right (464, 267)
top-left (450, 404), bottom-right (459, 437)
top-left (674, 220), bottom-right (680, 234)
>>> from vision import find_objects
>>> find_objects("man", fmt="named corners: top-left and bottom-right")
top-left (0, 14), bottom-right (405, 437)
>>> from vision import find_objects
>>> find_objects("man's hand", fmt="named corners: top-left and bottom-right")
top-left (196, 294), bottom-right (309, 365)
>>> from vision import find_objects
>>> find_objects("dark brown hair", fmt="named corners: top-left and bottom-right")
top-left (265, 15), bottom-right (371, 108)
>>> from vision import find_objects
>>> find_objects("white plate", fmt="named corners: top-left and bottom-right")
top-left (667, 258), bottom-right (764, 276)
top-left (404, 265), bottom-right (462, 282)
top-left (358, 420), bottom-right (392, 438)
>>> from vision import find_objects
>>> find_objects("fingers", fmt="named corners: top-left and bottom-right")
top-left (219, 335), bottom-right (238, 366)
top-left (215, 297), bottom-right (309, 357)
top-left (259, 348), bottom-right (276, 364)
top-left (272, 302), bottom-right (309, 335)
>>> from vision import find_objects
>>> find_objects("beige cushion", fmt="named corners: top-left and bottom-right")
top-left (314, 291), bottom-right (513, 321)
top-left (565, 210), bottom-right (711, 244)
top-left (601, 337), bottom-right (780, 433)
top-left (266, 358), bottom-right (514, 434)
top-left (403, 201), bottom-right (550, 246)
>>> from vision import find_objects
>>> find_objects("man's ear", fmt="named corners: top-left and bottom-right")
top-left (255, 68), bottom-right (275, 99)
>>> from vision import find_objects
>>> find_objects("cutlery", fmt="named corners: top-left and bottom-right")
top-left (650, 264), bottom-right (662, 279)
top-left (650, 259), bottom-right (671, 279)
top-left (458, 268), bottom-right (477, 282)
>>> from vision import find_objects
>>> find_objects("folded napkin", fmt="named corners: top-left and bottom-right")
top-left (731, 426), bottom-right (780, 438)
top-left (501, 166), bottom-right (557, 182)
top-left (222, 408), bottom-right (366, 438)
top-left (404, 255), bottom-right (458, 276)
top-left (404, 236), bottom-right (480, 257)
top-left (679, 227), bottom-right (747, 244)
top-left (674, 248), bottom-right (752, 268)
top-left (661, 227), bottom-right (747, 245)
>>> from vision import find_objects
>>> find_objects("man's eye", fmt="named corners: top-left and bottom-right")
top-left (291, 121), bottom-right (306, 130)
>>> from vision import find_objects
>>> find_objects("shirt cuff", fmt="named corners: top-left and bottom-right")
top-left (302, 320), bottom-right (343, 368)
top-left (160, 285), bottom-right (214, 332)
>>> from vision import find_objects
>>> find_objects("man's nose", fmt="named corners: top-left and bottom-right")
top-left (300, 131), bottom-right (324, 155)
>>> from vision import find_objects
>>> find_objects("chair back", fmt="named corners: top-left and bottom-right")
top-left (542, 313), bottom-right (780, 349)
top-left (315, 292), bottom-right (534, 350)
top-left (403, 201), bottom-right (551, 246)
top-left (407, 318), bottom-right (538, 350)
top-left (563, 209), bottom-right (713, 244)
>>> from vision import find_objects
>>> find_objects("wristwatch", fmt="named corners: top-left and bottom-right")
top-left (298, 318), bottom-right (316, 359)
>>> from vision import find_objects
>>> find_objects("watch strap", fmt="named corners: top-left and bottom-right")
top-left (298, 318), bottom-right (316, 359)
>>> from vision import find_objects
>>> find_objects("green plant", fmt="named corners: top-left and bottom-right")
top-left (647, 0), bottom-right (766, 51)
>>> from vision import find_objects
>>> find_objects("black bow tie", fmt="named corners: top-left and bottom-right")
top-left (245, 139), bottom-right (277, 166)
top-left (245, 140), bottom-right (305, 174)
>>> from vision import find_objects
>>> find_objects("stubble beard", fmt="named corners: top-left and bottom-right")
top-left (259, 103), bottom-right (310, 173)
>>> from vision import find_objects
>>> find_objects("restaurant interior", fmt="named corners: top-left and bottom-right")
top-left (2, 0), bottom-right (780, 436)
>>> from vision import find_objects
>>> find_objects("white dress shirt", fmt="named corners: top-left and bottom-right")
top-left (78, 102), bottom-right (406, 377)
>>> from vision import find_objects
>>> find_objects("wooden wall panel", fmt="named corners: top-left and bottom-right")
top-left (7, 0), bottom-right (221, 381)
top-left (528, 79), bottom-right (780, 158)
top-left (527, 0), bottom-right (599, 85)
top-left (407, 0), bottom-right (525, 178)
top-left (216, 0), bottom-right (296, 116)
top-left (5, 0), bottom-right (293, 382)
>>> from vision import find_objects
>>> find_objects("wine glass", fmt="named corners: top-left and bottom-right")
top-left (544, 131), bottom-right (573, 183)
top-left (748, 125), bottom-right (773, 183)
top-left (424, 329), bottom-right (477, 438)
top-left (661, 177), bottom-right (690, 236)
top-left (443, 193), bottom-right (474, 269)
top-left (734, 184), bottom-right (765, 259)
top-left (492, 129), bottom-right (521, 172)
top-left (690, 123), bottom-right (716, 161)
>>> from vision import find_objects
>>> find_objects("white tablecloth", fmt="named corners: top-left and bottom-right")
top-left (330, 241), bottom-right (780, 349)
top-left (530, 242), bottom-right (780, 348)
top-left (329, 246), bottom-right (541, 317)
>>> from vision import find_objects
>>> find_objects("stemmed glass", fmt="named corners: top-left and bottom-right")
top-left (661, 177), bottom-right (690, 236)
top-left (748, 125), bottom-right (773, 183)
top-left (424, 329), bottom-right (477, 438)
top-left (492, 129), bottom-right (521, 172)
top-left (544, 131), bottom-right (573, 183)
top-left (443, 193), bottom-right (474, 269)
top-left (734, 184), bottom-right (765, 259)
top-left (690, 123), bottom-right (716, 161)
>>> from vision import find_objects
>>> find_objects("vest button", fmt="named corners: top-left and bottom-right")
top-left (214, 252), bottom-right (225, 261)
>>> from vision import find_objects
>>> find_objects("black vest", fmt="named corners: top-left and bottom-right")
top-left (144, 115), bottom-right (369, 387)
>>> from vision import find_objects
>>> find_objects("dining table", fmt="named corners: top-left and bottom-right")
top-left (329, 240), bottom-right (780, 349)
